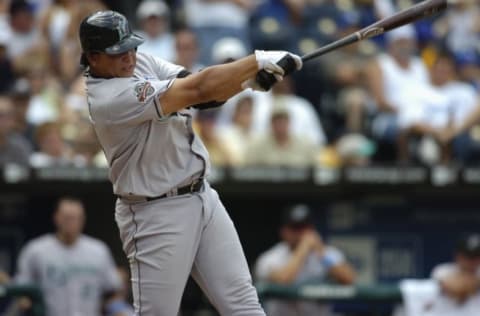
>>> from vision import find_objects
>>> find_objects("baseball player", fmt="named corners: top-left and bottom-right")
top-left (78, 10), bottom-right (302, 316)
top-left (14, 197), bottom-right (125, 316)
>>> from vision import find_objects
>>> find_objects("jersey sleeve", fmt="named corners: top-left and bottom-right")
top-left (14, 243), bottom-right (38, 285)
top-left (145, 53), bottom-right (184, 80)
top-left (431, 263), bottom-right (456, 281)
top-left (322, 246), bottom-right (346, 269)
top-left (254, 251), bottom-right (283, 281)
top-left (95, 77), bottom-right (175, 125)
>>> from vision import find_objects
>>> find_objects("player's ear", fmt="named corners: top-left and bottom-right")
top-left (86, 52), bottom-right (100, 67)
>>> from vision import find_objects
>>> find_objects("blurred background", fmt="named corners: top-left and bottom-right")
top-left (0, 0), bottom-right (480, 315)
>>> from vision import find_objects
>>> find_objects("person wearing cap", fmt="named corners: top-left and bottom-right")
top-left (254, 204), bottom-right (356, 316)
top-left (211, 36), bottom-right (248, 65)
top-left (5, 0), bottom-right (48, 73)
top-left (79, 9), bottom-right (302, 316)
top-left (366, 25), bottom-right (431, 160)
top-left (135, 0), bottom-right (175, 62)
top-left (431, 234), bottom-right (480, 304)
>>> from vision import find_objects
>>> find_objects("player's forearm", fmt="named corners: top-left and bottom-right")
top-left (195, 55), bottom-right (259, 102)
top-left (160, 56), bottom-right (259, 115)
top-left (328, 263), bottom-right (356, 285)
top-left (268, 244), bottom-right (311, 284)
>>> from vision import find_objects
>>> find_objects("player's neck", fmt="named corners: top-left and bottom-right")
top-left (56, 233), bottom-right (79, 246)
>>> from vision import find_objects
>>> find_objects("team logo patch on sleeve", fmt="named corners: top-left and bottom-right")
top-left (134, 82), bottom-right (155, 102)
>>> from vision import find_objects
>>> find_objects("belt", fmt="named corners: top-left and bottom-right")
top-left (118, 179), bottom-right (204, 203)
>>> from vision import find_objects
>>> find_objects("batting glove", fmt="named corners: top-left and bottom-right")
top-left (242, 50), bottom-right (303, 91)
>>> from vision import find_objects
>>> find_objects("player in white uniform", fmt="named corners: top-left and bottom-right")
top-left (14, 197), bottom-right (124, 316)
top-left (78, 10), bottom-right (302, 316)
top-left (255, 205), bottom-right (356, 316)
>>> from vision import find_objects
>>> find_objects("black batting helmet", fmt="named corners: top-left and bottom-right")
top-left (79, 10), bottom-right (144, 66)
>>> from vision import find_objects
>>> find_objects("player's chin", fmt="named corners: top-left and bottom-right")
top-left (119, 68), bottom-right (135, 77)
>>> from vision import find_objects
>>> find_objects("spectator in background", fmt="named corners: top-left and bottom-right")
top-left (0, 96), bottom-right (32, 168)
top-left (5, 0), bottom-right (49, 74)
top-left (14, 197), bottom-right (128, 316)
top-left (366, 25), bottom-right (430, 159)
top-left (10, 78), bottom-right (35, 145)
top-left (0, 32), bottom-right (15, 93)
top-left (433, 0), bottom-right (480, 59)
top-left (25, 65), bottom-right (63, 126)
top-left (219, 93), bottom-right (257, 166)
top-left (29, 122), bottom-right (73, 167)
top-left (255, 204), bottom-right (356, 316)
top-left (429, 51), bottom-right (480, 163)
top-left (319, 10), bottom-right (377, 135)
top-left (136, 0), bottom-right (175, 62)
top-left (182, 0), bottom-right (253, 64)
top-left (58, 0), bottom-right (106, 84)
top-left (245, 105), bottom-right (319, 167)
top-left (211, 36), bottom-right (248, 65)
top-left (268, 78), bottom-right (326, 146)
top-left (174, 28), bottom-right (204, 73)
top-left (431, 234), bottom-right (480, 304)
top-left (394, 50), bottom-right (480, 164)
top-left (39, 0), bottom-right (78, 63)
top-left (195, 110), bottom-right (237, 167)
top-left (70, 119), bottom-right (107, 167)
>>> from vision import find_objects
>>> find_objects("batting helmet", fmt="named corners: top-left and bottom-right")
top-left (79, 10), bottom-right (144, 65)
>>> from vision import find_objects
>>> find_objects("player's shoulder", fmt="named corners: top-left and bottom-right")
top-left (256, 242), bottom-right (290, 263)
top-left (78, 235), bottom-right (111, 253)
top-left (20, 234), bottom-right (56, 254)
top-left (136, 51), bottom-right (179, 72)
top-left (431, 262), bottom-right (457, 279)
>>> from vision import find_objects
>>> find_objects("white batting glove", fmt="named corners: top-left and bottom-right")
top-left (242, 50), bottom-right (303, 91)
top-left (255, 50), bottom-right (303, 72)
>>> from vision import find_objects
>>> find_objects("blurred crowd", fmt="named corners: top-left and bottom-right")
top-left (0, 0), bottom-right (479, 170)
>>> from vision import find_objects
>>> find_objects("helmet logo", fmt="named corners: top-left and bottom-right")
top-left (117, 15), bottom-right (130, 40)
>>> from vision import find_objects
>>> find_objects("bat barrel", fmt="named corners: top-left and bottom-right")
top-left (301, 0), bottom-right (448, 63)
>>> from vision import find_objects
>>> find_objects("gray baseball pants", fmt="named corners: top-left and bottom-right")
top-left (115, 182), bottom-right (265, 316)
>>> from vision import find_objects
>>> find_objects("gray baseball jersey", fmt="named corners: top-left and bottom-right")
top-left (86, 52), bottom-right (265, 316)
top-left (87, 52), bottom-right (209, 197)
top-left (15, 234), bottom-right (121, 316)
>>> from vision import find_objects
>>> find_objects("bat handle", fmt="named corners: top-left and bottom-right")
top-left (255, 55), bottom-right (299, 91)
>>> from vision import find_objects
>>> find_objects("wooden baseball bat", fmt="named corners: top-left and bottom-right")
top-left (256, 0), bottom-right (452, 90)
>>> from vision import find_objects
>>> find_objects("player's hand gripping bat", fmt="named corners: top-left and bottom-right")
top-left (256, 0), bottom-right (453, 91)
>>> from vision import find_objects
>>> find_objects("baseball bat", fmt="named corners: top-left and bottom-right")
top-left (256, 0), bottom-right (452, 90)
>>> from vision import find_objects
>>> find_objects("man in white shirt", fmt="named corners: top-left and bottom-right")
top-left (255, 204), bottom-right (356, 316)
top-left (431, 234), bottom-right (480, 304)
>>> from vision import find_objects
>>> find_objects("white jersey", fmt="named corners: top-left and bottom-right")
top-left (15, 234), bottom-right (122, 316)
top-left (86, 52), bottom-right (209, 197)
top-left (377, 54), bottom-right (429, 111)
top-left (254, 242), bottom-right (345, 316)
top-left (431, 262), bottom-right (480, 280)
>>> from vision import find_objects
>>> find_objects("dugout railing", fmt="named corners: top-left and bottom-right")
top-left (0, 285), bottom-right (45, 316)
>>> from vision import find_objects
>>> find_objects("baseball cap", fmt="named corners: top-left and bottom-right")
top-left (136, 0), bottom-right (169, 21)
top-left (211, 37), bottom-right (247, 64)
top-left (282, 204), bottom-right (313, 227)
top-left (456, 234), bottom-right (480, 258)
top-left (386, 25), bottom-right (416, 43)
